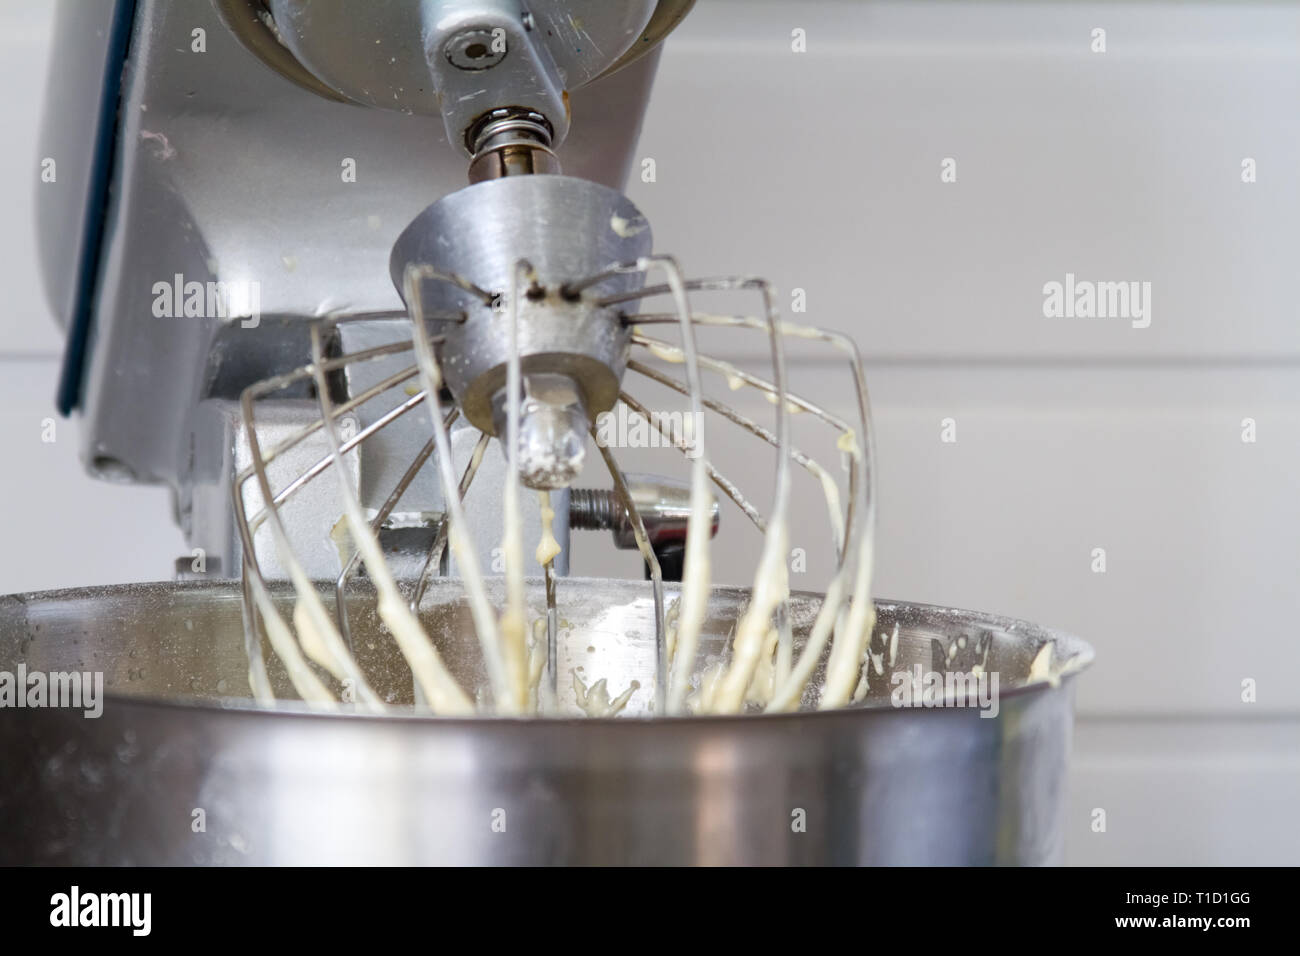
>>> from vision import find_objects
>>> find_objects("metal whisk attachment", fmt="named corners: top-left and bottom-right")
top-left (231, 174), bottom-right (876, 718)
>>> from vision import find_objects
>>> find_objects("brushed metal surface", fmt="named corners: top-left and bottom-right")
top-left (0, 579), bottom-right (1091, 864)
top-left (261, 0), bottom-right (657, 122)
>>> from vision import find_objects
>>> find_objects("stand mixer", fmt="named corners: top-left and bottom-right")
top-left (1, 0), bottom-right (1093, 864)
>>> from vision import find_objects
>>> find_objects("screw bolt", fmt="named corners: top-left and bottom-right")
top-left (445, 29), bottom-right (507, 71)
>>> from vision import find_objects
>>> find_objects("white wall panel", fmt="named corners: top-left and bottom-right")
top-left (0, 3), bottom-right (60, 355)
top-left (630, 1), bottom-right (1300, 361)
top-left (1068, 717), bottom-right (1300, 864)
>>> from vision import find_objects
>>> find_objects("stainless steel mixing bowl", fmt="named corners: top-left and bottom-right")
top-left (0, 579), bottom-right (1091, 865)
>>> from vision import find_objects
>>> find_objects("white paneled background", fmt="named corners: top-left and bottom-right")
top-left (4, 1), bottom-right (1298, 864)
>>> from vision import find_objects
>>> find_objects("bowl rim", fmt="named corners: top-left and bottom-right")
top-left (0, 578), bottom-right (1094, 725)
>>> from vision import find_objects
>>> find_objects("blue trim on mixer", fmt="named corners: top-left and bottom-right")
top-left (55, 0), bottom-right (139, 416)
